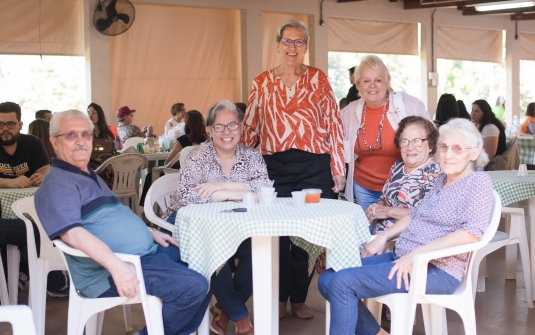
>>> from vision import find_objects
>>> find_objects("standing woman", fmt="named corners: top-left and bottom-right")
top-left (470, 99), bottom-right (506, 159)
top-left (341, 55), bottom-right (431, 211)
top-left (87, 103), bottom-right (117, 139)
top-left (242, 20), bottom-right (345, 319)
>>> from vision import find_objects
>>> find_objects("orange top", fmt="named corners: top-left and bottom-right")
top-left (520, 116), bottom-right (535, 134)
top-left (353, 105), bottom-right (401, 192)
top-left (241, 67), bottom-right (345, 176)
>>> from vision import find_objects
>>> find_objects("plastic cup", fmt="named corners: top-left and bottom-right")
top-left (303, 188), bottom-right (322, 203)
top-left (147, 147), bottom-right (156, 154)
top-left (291, 191), bottom-right (306, 207)
top-left (243, 192), bottom-right (255, 210)
top-left (519, 164), bottom-right (528, 176)
top-left (260, 187), bottom-right (275, 205)
top-left (142, 145), bottom-right (150, 154)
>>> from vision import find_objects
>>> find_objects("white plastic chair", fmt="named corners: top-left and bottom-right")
top-left (11, 196), bottom-right (132, 335)
top-left (95, 153), bottom-right (149, 217)
top-left (353, 191), bottom-right (502, 335)
top-left (121, 137), bottom-right (145, 151)
top-left (473, 206), bottom-right (533, 308)
top-left (0, 305), bottom-right (37, 334)
top-left (0, 244), bottom-right (20, 305)
top-left (53, 239), bottom-right (164, 335)
top-left (144, 173), bottom-right (180, 234)
top-left (178, 145), bottom-right (196, 168)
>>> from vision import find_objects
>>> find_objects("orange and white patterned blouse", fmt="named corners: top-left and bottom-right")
top-left (241, 66), bottom-right (345, 176)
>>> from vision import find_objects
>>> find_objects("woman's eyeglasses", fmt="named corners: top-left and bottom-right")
top-left (439, 143), bottom-right (473, 155)
top-left (55, 131), bottom-right (93, 141)
top-left (399, 138), bottom-right (427, 148)
top-left (212, 122), bottom-right (240, 133)
top-left (280, 38), bottom-right (306, 47)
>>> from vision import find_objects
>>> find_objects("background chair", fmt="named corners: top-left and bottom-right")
top-left (144, 173), bottom-right (180, 233)
top-left (11, 196), bottom-right (133, 335)
top-left (121, 137), bottom-right (145, 151)
top-left (473, 206), bottom-right (533, 308)
top-left (0, 245), bottom-right (20, 305)
top-left (488, 136), bottom-right (519, 171)
top-left (95, 153), bottom-right (149, 217)
top-left (53, 239), bottom-right (164, 335)
top-left (354, 191), bottom-right (502, 335)
top-left (178, 145), bottom-right (197, 168)
top-left (0, 305), bottom-right (37, 335)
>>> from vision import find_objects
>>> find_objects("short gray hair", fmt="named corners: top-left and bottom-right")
top-left (50, 109), bottom-right (94, 137)
top-left (355, 55), bottom-right (393, 94)
top-left (275, 20), bottom-right (309, 44)
top-left (205, 100), bottom-right (243, 127)
top-left (438, 118), bottom-right (489, 171)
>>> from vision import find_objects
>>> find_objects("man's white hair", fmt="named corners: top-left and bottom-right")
top-left (50, 109), bottom-right (94, 137)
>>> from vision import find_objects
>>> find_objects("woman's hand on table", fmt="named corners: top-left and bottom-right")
top-left (151, 229), bottom-right (180, 248)
top-left (388, 252), bottom-right (415, 291)
top-left (332, 174), bottom-right (346, 193)
top-left (361, 233), bottom-right (387, 258)
top-left (194, 182), bottom-right (228, 198)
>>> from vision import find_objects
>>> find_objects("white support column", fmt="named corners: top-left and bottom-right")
top-left (421, 18), bottom-right (438, 116)
top-left (83, 0), bottom-right (112, 122)
top-left (241, 8), bottom-right (263, 102)
top-left (505, 27), bottom-right (521, 124)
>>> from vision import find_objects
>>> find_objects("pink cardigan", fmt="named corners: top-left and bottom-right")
top-left (340, 91), bottom-right (432, 203)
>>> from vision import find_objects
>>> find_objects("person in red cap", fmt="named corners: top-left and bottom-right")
top-left (116, 106), bottom-right (154, 144)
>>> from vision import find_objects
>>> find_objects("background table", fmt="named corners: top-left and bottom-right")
top-left (510, 135), bottom-right (535, 164)
top-left (487, 170), bottom-right (535, 302)
top-left (0, 187), bottom-right (38, 219)
top-left (141, 152), bottom-right (170, 162)
top-left (174, 198), bottom-right (370, 335)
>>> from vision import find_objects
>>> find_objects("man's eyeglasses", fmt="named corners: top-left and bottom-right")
top-left (0, 122), bottom-right (20, 129)
top-left (399, 138), bottom-right (428, 148)
top-left (212, 122), bottom-right (240, 133)
top-left (280, 38), bottom-right (306, 47)
top-left (439, 143), bottom-right (473, 155)
top-left (55, 131), bottom-right (93, 141)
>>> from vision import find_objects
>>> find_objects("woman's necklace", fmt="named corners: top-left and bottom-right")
top-left (357, 98), bottom-right (389, 152)
top-left (403, 157), bottom-right (433, 175)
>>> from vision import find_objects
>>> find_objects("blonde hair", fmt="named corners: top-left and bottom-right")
top-left (354, 55), bottom-right (393, 94)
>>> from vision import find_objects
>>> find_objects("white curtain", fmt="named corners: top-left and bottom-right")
top-left (520, 32), bottom-right (535, 61)
top-left (436, 26), bottom-right (502, 63)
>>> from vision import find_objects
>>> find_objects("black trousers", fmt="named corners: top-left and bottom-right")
top-left (263, 149), bottom-right (336, 303)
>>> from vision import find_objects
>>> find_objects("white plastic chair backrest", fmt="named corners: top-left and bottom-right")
top-left (95, 153), bottom-right (149, 197)
top-left (178, 145), bottom-right (197, 168)
top-left (163, 149), bottom-right (181, 168)
top-left (144, 173), bottom-right (180, 232)
top-left (12, 196), bottom-right (62, 263)
top-left (122, 137), bottom-right (145, 150)
top-left (0, 305), bottom-right (37, 335)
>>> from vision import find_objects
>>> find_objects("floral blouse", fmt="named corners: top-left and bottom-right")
top-left (117, 124), bottom-right (145, 143)
top-left (163, 141), bottom-right (271, 220)
top-left (372, 158), bottom-right (442, 234)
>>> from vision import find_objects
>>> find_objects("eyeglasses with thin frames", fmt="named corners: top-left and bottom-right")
top-left (280, 38), bottom-right (306, 47)
top-left (55, 131), bottom-right (93, 141)
top-left (439, 143), bottom-right (473, 155)
top-left (0, 122), bottom-right (20, 129)
top-left (211, 122), bottom-right (240, 133)
top-left (399, 138), bottom-right (428, 148)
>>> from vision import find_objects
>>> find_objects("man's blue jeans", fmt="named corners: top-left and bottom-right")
top-left (212, 238), bottom-right (252, 321)
top-left (318, 252), bottom-right (460, 335)
top-left (353, 181), bottom-right (382, 212)
top-left (99, 245), bottom-right (211, 335)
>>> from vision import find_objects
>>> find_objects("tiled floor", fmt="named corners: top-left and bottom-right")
top-left (1, 245), bottom-right (534, 334)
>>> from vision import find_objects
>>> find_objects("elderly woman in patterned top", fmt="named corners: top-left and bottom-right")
top-left (242, 19), bottom-right (344, 319)
top-left (366, 116), bottom-right (441, 235)
top-left (318, 118), bottom-right (494, 335)
top-left (163, 100), bottom-right (270, 335)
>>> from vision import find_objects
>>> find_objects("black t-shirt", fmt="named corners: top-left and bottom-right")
top-left (177, 135), bottom-right (193, 148)
top-left (346, 85), bottom-right (361, 103)
top-left (0, 134), bottom-right (50, 179)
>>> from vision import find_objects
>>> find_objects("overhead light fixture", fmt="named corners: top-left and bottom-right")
top-left (475, 0), bottom-right (535, 12)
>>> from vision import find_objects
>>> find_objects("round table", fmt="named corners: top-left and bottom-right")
top-left (173, 197), bottom-right (370, 335)
top-left (0, 187), bottom-right (39, 219)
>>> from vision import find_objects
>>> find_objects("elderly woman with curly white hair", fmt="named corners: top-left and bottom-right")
top-left (319, 118), bottom-right (494, 335)
top-left (341, 55), bottom-right (432, 212)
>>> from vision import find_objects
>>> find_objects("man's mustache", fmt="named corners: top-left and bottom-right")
top-left (72, 145), bottom-right (89, 151)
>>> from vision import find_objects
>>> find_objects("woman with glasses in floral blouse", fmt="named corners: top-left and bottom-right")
top-left (341, 55), bottom-right (432, 212)
top-left (163, 100), bottom-right (270, 335)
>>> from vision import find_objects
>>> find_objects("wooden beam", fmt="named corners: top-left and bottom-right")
top-left (511, 12), bottom-right (535, 20)
top-left (403, 0), bottom-right (502, 10)
top-left (463, 5), bottom-right (535, 15)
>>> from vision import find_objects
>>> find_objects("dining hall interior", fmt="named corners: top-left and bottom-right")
top-left (1, 0), bottom-right (535, 334)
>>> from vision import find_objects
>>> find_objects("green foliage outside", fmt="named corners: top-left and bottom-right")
top-left (0, 55), bottom-right (86, 132)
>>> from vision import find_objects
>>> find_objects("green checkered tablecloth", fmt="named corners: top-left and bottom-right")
top-left (0, 187), bottom-right (38, 219)
top-left (487, 170), bottom-right (535, 206)
top-left (142, 152), bottom-right (170, 162)
top-left (511, 135), bottom-right (535, 164)
top-left (173, 198), bottom-right (371, 280)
